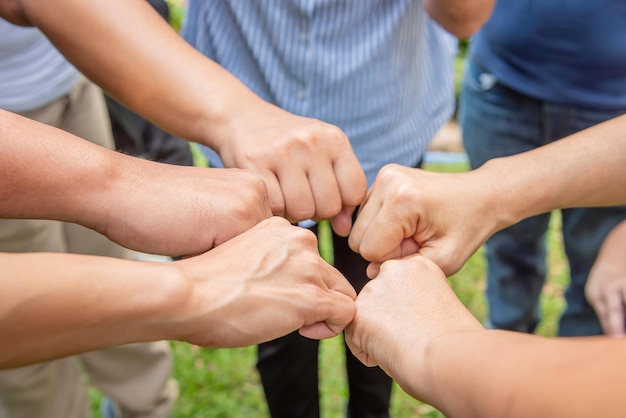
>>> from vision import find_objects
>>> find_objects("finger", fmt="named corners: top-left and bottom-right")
top-left (330, 206), bottom-right (355, 237)
top-left (366, 262), bottom-right (381, 279)
top-left (348, 189), bottom-right (382, 253)
top-left (325, 269), bottom-right (357, 300)
top-left (345, 322), bottom-right (378, 367)
top-left (258, 170), bottom-right (285, 218)
top-left (417, 240), bottom-right (462, 277)
top-left (358, 201), bottom-right (412, 262)
top-left (299, 322), bottom-right (339, 340)
top-left (276, 168), bottom-right (316, 223)
top-left (299, 291), bottom-right (356, 339)
top-left (345, 346), bottom-right (377, 368)
top-left (308, 160), bottom-right (343, 221)
top-left (332, 144), bottom-right (367, 210)
top-left (604, 291), bottom-right (625, 337)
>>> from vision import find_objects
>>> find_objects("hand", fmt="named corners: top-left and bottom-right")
top-left (585, 221), bottom-right (626, 338)
top-left (94, 159), bottom-right (273, 257)
top-left (344, 255), bottom-right (482, 396)
top-left (348, 164), bottom-right (498, 277)
top-left (212, 100), bottom-right (367, 237)
top-left (168, 217), bottom-right (357, 347)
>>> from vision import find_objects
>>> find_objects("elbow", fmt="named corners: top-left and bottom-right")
top-left (448, 19), bottom-right (487, 40)
top-left (426, 1), bottom-right (495, 39)
top-left (0, 0), bottom-right (35, 26)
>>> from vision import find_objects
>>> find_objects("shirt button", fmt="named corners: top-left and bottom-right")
top-left (299, 32), bottom-right (308, 42)
top-left (297, 91), bottom-right (306, 100)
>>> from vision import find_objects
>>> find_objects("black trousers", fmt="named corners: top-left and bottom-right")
top-left (257, 224), bottom-right (392, 418)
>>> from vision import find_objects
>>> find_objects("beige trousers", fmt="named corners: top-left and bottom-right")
top-left (0, 76), bottom-right (177, 418)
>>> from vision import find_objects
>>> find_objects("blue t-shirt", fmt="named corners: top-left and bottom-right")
top-left (470, 0), bottom-right (626, 110)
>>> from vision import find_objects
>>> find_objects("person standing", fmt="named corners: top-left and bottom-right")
top-left (0, 20), bottom-right (177, 418)
top-left (459, 0), bottom-right (626, 336)
top-left (181, 1), bottom-right (493, 416)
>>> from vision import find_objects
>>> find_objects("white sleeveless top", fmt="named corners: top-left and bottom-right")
top-left (0, 20), bottom-right (78, 112)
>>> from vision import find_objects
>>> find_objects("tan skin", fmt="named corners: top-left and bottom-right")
top-left (346, 255), bottom-right (626, 418)
top-left (0, 0), bottom-right (366, 234)
top-left (0, 111), bottom-right (272, 256)
top-left (0, 0), bottom-right (496, 234)
top-left (586, 220), bottom-right (626, 337)
top-left (424, 0), bottom-right (495, 39)
top-left (1, 217), bottom-right (356, 369)
top-left (344, 114), bottom-right (626, 416)
top-left (0, 0), bottom-right (493, 367)
top-left (349, 114), bottom-right (626, 278)
top-left (0, 111), bottom-right (357, 369)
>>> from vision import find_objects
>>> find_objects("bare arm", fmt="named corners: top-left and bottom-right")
top-left (0, 217), bottom-right (356, 369)
top-left (349, 114), bottom-right (626, 276)
top-left (0, 0), bottom-right (367, 232)
top-left (345, 255), bottom-right (626, 418)
top-left (0, 110), bottom-right (272, 256)
top-left (424, 0), bottom-right (495, 38)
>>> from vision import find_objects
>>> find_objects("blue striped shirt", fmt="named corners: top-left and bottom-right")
top-left (182, 0), bottom-right (457, 186)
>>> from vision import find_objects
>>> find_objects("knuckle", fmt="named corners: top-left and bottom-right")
top-left (286, 205), bottom-right (316, 223)
top-left (377, 164), bottom-right (404, 183)
top-left (389, 181), bottom-right (419, 206)
top-left (290, 225), bottom-right (319, 246)
top-left (314, 200), bottom-right (342, 220)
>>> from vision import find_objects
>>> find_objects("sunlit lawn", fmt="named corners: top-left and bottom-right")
top-left (90, 158), bottom-right (569, 417)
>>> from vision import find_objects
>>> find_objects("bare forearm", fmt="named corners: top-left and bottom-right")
top-left (1, 109), bottom-right (274, 256)
top-left (0, 252), bottom-right (188, 368)
top-left (4, 0), bottom-right (265, 149)
top-left (0, 110), bottom-right (119, 224)
top-left (420, 330), bottom-right (626, 418)
top-left (480, 114), bottom-right (626, 234)
top-left (424, 0), bottom-right (494, 38)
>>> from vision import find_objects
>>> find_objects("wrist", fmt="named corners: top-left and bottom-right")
top-left (476, 158), bottom-right (530, 234)
top-left (187, 68), bottom-right (267, 155)
top-left (420, 329), bottom-right (486, 414)
top-left (134, 262), bottom-right (195, 341)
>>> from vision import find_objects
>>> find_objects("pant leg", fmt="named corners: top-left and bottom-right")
top-left (459, 56), bottom-right (550, 332)
top-left (257, 331), bottom-right (321, 418)
top-left (331, 233), bottom-right (392, 418)
top-left (81, 342), bottom-right (178, 418)
top-left (482, 215), bottom-right (551, 332)
top-left (0, 360), bottom-right (91, 418)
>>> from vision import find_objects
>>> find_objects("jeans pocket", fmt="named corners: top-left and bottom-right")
top-left (463, 57), bottom-right (498, 93)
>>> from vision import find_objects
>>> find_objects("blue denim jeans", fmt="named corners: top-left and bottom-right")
top-left (459, 56), bottom-right (626, 336)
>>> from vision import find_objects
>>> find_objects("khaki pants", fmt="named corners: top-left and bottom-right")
top-left (0, 76), bottom-right (177, 418)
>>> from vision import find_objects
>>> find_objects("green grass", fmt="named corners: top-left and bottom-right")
top-left (89, 159), bottom-right (569, 417)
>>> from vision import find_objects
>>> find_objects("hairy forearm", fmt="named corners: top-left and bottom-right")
top-left (424, 0), bottom-right (495, 38)
top-left (479, 114), bottom-right (626, 234)
top-left (0, 252), bottom-right (189, 368)
top-left (420, 330), bottom-right (626, 418)
top-left (4, 0), bottom-right (266, 150)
